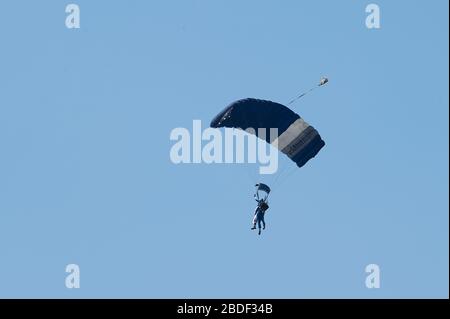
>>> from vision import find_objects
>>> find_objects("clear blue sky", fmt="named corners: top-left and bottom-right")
top-left (0, 0), bottom-right (448, 298)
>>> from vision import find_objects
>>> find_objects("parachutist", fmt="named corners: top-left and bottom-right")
top-left (210, 95), bottom-right (326, 236)
top-left (252, 183), bottom-right (270, 236)
top-left (252, 198), bottom-right (268, 235)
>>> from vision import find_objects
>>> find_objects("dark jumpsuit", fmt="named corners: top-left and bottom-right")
top-left (252, 203), bottom-right (266, 232)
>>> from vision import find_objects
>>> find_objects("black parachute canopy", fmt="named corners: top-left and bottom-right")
top-left (255, 183), bottom-right (271, 194)
top-left (210, 98), bottom-right (325, 168)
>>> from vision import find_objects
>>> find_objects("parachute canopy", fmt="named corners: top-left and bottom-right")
top-left (255, 183), bottom-right (270, 201)
top-left (210, 98), bottom-right (325, 168)
top-left (319, 77), bottom-right (329, 86)
top-left (255, 183), bottom-right (271, 194)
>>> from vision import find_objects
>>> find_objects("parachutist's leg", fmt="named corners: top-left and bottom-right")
top-left (251, 214), bottom-right (257, 230)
